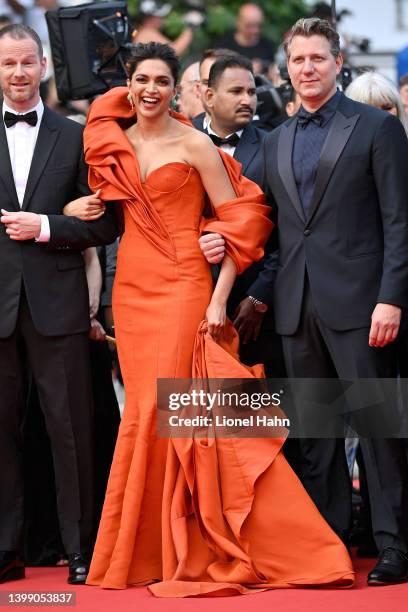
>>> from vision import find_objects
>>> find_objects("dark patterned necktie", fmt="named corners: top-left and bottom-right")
top-left (209, 132), bottom-right (240, 147)
top-left (4, 110), bottom-right (38, 128)
top-left (297, 111), bottom-right (323, 129)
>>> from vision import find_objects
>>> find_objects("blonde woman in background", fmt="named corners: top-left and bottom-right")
top-left (346, 71), bottom-right (408, 134)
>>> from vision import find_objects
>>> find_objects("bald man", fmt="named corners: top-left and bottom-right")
top-left (218, 3), bottom-right (275, 73)
top-left (177, 62), bottom-right (204, 120)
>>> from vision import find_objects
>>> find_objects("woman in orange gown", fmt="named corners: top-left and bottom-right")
top-left (82, 42), bottom-right (354, 596)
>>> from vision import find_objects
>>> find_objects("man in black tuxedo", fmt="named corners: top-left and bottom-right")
top-left (0, 25), bottom-right (118, 584)
top-left (197, 55), bottom-right (285, 376)
top-left (200, 18), bottom-right (408, 585)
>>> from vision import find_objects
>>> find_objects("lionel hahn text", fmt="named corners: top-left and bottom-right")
top-left (168, 415), bottom-right (290, 428)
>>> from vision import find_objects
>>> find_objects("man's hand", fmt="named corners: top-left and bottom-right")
top-left (89, 318), bottom-right (106, 342)
top-left (233, 297), bottom-right (264, 344)
top-left (63, 189), bottom-right (105, 220)
top-left (199, 233), bottom-right (225, 264)
top-left (369, 303), bottom-right (401, 347)
top-left (1, 209), bottom-right (41, 240)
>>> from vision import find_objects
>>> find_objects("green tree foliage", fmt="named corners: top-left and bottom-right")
top-left (129, 0), bottom-right (309, 58)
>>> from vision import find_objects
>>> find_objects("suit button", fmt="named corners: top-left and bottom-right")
top-left (304, 229), bottom-right (311, 236)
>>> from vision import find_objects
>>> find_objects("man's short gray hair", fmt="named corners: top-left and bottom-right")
top-left (284, 18), bottom-right (340, 59)
top-left (0, 24), bottom-right (43, 58)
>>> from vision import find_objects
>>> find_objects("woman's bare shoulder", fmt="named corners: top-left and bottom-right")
top-left (180, 125), bottom-right (214, 153)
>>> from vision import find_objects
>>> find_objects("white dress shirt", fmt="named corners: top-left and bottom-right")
top-left (3, 99), bottom-right (50, 241)
top-left (206, 120), bottom-right (243, 158)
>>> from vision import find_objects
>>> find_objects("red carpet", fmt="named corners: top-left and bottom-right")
top-left (1, 557), bottom-right (407, 612)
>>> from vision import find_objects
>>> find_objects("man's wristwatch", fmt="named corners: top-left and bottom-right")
top-left (248, 296), bottom-right (268, 313)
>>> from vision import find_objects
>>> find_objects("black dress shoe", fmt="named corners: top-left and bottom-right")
top-left (0, 552), bottom-right (25, 584)
top-left (67, 553), bottom-right (89, 585)
top-left (367, 547), bottom-right (408, 585)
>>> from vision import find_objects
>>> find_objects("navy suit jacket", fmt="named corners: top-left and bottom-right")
top-left (251, 93), bottom-right (408, 334)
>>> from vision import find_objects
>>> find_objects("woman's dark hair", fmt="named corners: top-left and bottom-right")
top-left (127, 42), bottom-right (180, 84)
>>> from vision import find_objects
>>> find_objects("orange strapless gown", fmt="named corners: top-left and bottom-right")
top-left (86, 161), bottom-right (354, 596)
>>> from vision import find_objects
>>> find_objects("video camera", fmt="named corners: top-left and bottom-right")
top-left (46, 1), bottom-right (132, 101)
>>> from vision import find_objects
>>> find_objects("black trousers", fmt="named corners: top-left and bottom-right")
top-left (0, 289), bottom-right (94, 554)
top-left (281, 279), bottom-right (408, 551)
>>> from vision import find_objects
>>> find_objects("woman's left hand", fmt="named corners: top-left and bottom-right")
top-left (205, 299), bottom-right (226, 341)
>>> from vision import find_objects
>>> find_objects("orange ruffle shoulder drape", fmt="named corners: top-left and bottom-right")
top-left (84, 86), bottom-right (273, 272)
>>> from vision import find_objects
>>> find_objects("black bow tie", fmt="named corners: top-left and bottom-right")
top-left (297, 111), bottom-right (323, 129)
top-left (4, 110), bottom-right (38, 128)
top-left (209, 132), bottom-right (240, 147)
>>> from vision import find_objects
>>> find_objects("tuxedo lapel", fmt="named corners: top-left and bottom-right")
top-left (0, 119), bottom-right (20, 210)
top-left (306, 107), bottom-right (360, 225)
top-left (277, 118), bottom-right (305, 222)
top-left (233, 124), bottom-right (259, 174)
top-left (22, 107), bottom-right (60, 211)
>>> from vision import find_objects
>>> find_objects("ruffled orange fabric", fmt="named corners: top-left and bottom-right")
top-left (149, 323), bottom-right (354, 597)
top-left (84, 86), bottom-right (273, 273)
top-left (84, 87), bottom-right (354, 596)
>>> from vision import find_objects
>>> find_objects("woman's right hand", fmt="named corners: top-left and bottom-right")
top-left (63, 189), bottom-right (105, 220)
top-left (205, 298), bottom-right (227, 341)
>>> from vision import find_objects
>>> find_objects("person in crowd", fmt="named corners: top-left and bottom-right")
top-left (177, 61), bottom-right (203, 120)
top-left (200, 17), bottom-right (408, 586)
top-left (193, 47), bottom-right (239, 130)
top-left (399, 74), bottom-right (408, 117)
top-left (346, 71), bottom-right (408, 132)
top-left (132, 0), bottom-right (198, 57)
top-left (0, 24), bottom-right (118, 585)
top-left (217, 3), bottom-right (275, 74)
top-left (0, 0), bottom-right (30, 24)
top-left (284, 85), bottom-right (302, 117)
top-left (73, 41), bottom-right (353, 595)
top-left (197, 54), bottom-right (285, 377)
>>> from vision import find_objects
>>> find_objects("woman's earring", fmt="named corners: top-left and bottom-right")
top-left (127, 91), bottom-right (135, 110)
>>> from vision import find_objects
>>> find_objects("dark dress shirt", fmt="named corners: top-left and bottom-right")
top-left (292, 89), bottom-right (341, 218)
